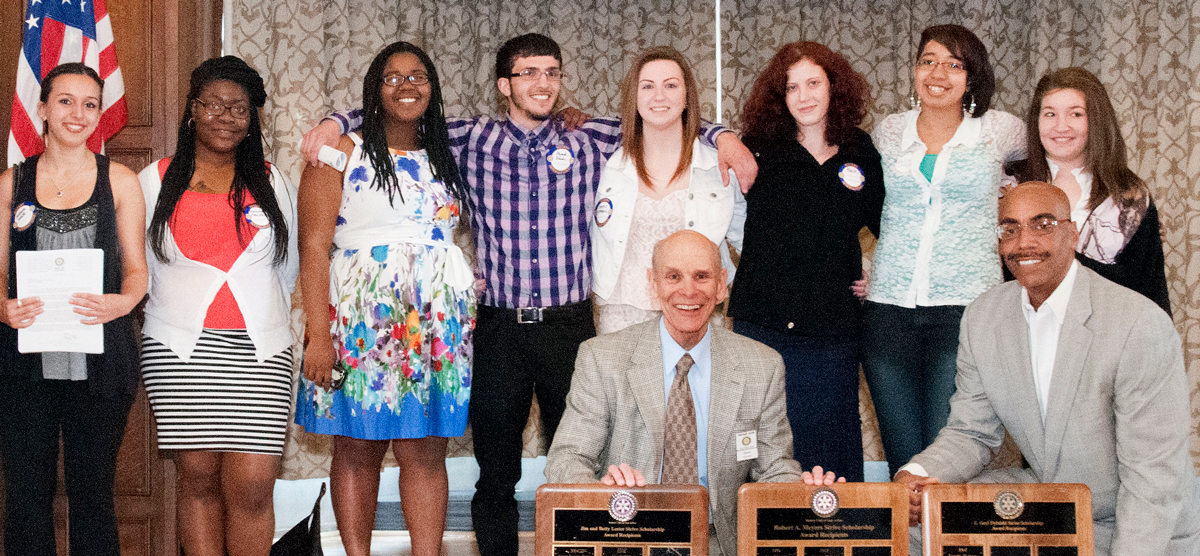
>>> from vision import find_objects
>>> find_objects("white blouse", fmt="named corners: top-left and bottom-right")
top-left (138, 160), bottom-right (299, 362)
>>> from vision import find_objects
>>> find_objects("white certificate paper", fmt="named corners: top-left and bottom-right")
top-left (15, 248), bottom-right (105, 354)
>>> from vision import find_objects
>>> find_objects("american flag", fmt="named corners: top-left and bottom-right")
top-left (8, 0), bottom-right (127, 166)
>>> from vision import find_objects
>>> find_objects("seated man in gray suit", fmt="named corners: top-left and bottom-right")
top-left (895, 182), bottom-right (1199, 556)
top-left (545, 230), bottom-right (840, 556)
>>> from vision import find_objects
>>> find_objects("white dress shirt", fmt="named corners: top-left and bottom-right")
top-left (1020, 261), bottom-right (1079, 420)
top-left (659, 318), bottom-right (712, 488)
top-left (899, 261), bottom-right (1080, 477)
top-left (1046, 159), bottom-right (1094, 224)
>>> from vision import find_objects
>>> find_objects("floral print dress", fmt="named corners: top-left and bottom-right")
top-left (295, 143), bottom-right (474, 440)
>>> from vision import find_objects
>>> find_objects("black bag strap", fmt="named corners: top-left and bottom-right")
top-left (307, 482), bottom-right (326, 554)
top-left (268, 481), bottom-right (327, 556)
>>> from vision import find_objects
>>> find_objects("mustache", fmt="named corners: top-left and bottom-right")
top-left (1004, 251), bottom-right (1053, 265)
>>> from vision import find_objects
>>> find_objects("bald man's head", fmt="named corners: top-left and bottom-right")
top-left (1000, 181), bottom-right (1072, 222)
top-left (651, 230), bottom-right (722, 275)
top-left (999, 181), bottom-right (1080, 308)
top-left (648, 230), bottom-right (728, 350)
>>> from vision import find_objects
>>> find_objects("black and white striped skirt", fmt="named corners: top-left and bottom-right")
top-left (141, 329), bottom-right (294, 455)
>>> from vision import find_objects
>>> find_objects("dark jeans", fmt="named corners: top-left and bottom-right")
top-left (860, 301), bottom-right (965, 476)
top-left (733, 321), bottom-right (864, 482)
top-left (0, 379), bottom-right (134, 556)
top-left (469, 301), bottom-right (596, 556)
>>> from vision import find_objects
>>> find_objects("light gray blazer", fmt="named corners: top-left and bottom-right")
top-left (545, 319), bottom-right (802, 556)
top-left (911, 265), bottom-right (1199, 556)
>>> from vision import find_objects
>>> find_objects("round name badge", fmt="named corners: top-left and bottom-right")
top-left (594, 198), bottom-right (614, 227)
top-left (547, 145), bottom-right (575, 174)
top-left (12, 202), bottom-right (36, 231)
top-left (243, 204), bottom-right (271, 229)
top-left (838, 162), bottom-right (865, 191)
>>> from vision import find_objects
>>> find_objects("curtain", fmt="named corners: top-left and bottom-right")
top-left (231, 0), bottom-right (1200, 480)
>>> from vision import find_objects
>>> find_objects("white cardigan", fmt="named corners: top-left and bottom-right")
top-left (138, 159), bottom-right (299, 362)
top-left (590, 140), bottom-right (746, 299)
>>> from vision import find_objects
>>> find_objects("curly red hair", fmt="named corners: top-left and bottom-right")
top-left (741, 41), bottom-right (869, 147)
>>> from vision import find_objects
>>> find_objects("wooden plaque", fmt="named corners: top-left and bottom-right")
top-left (922, 483), bottom-right (1094, 556)
top-left (536, 484), bottom-right (710, 556)
top-left (737, 482), bottom-right (909, 556)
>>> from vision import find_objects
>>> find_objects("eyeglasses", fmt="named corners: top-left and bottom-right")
top-left (507, 68), bottom-right (564, 81)
top-left (193, 99), bottom-right (251, 120)
top-left (916, 59), bottom-right (967, 74)
top-left (382, 73), bottom-right (430, 87)
top-left (996, 216), bottom-right (1061, 241)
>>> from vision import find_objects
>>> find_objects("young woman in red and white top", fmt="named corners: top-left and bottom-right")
top-left (138, 56), bottom-right (297, 556)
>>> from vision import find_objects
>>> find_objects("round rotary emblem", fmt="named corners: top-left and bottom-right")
top-left (993, 490), bottom-right (1025, 520)
top-left (608, 490), bottom-right (638, 522)
top-left (810, 487), bottom-right (840, 518)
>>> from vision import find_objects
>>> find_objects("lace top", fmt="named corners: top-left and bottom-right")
top-left (603, 189), bottom-right (687, 309)
top-left (868, 109), bottom-right (1025, 307)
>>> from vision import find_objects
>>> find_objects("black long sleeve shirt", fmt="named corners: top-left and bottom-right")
top-left (729, 128), bottom-right (885, 337)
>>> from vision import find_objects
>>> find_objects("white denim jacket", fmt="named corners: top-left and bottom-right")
top-left (590, 140), bottom-right (745, 299)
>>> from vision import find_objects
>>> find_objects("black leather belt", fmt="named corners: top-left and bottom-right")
top-left (482, 300), bottom-right (592, 324)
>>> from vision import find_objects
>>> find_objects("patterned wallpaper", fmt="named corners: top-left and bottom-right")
top-left (231, 0), bottom-right (1200, 479)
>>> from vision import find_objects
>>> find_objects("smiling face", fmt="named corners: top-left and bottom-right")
top-left (648, 231), bottom-right (728, 350)
top-left (1039, 88), bottom-right (1088, 169)
top-left (999, 183), bottom-right (1080, 308)
top-left (37, 73), bottom-right (102, 147)
top-left (636, 59), bottom-right (686, 131)
top-left (497, 54), bottom-right (561, 129)
top-left (785, 58), bottom-right (831, 141)
top-left (380, 52), bottom-right (432, 124)
top-left (914, 40), bottom-right (968, 111)
top-left (192, 79), bottom-right (251, 156)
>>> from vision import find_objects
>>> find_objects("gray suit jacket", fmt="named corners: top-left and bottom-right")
top-left (911, 265), bottom-right (1199, 556)
top-left (545, 319), bottom-right (802, 556)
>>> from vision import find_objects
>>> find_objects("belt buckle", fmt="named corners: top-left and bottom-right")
top-left (516, 307), bottom-right (543, 324)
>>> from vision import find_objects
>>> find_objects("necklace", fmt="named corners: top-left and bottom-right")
top-left (42, 167), bottom-right (67, 197)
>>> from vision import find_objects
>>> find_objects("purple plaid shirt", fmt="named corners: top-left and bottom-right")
top-left (332, 110), bottom-right (725, 309)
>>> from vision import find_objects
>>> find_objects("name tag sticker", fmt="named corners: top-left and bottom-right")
top-left (12, 202), bottom-right (35, 231)
top-left (244, 204), bottom-right (271, 229)
top-left (736, 430), bottom-right (758, 461)
top-left (548, 145), bottom-right (575, 174)
top-left (595, 198), bottom-right (614, 227)
top-left (838, 162), bottom-right (865, 191)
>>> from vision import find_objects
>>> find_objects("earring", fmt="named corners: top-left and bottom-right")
top-left (187, 117), bottom-right (194, 129)
top-left (967, 94), bottom-right (977, 116)
top-left (909, 91), bottom-right (921, 110)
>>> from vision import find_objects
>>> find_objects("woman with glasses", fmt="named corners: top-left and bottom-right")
top-left (0, 62), bottom-right (147, 556)
top-left (1004, 67), bottom-right (1170, 315)
top-left (728, 41), bottom-right (882, 482)
top-left (294, 41), bottom-right (474, 556)
top-left (591, 46), bottom-right (744, 334)
top-left (862, 25), bottom-right (1025, 476)
top-left (138, 56), bottom-right (296, 556)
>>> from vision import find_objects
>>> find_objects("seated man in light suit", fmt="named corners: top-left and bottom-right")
top-left (545, 230), bottom-right (841, 556)
top-left (895, 182), bottom-right (1200, 556)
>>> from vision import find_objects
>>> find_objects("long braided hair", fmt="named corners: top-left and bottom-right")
top-left (359, 41), bottom-right (464, 205)
top-left (148, 56), bottom-right (288, 265)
